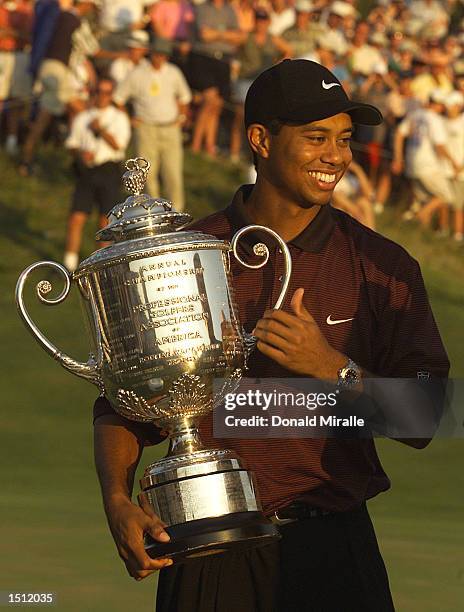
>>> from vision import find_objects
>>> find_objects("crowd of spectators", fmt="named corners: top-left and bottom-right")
top-left (1, 0), bottom-right (464, 269)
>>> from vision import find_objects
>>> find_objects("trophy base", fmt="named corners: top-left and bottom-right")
top-left (145, 512), bottom-right (279, 563)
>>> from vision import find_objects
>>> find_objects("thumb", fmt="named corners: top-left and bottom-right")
top-left (290, 288), bottom-right (313, 322)
top-left (145, 517), bottom-right (170, 543)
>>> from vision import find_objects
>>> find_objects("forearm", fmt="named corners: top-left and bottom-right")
top-left (221, 30), bottom-right (245, 45)
top-left (94, 414), bottom-right (144, 510)
top-left (93, 414), bottom-right (172, 576)
top-left (98, 129), bottom-right (121, 151)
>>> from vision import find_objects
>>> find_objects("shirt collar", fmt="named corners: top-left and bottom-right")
top-left (224, 184), bottom-right (335, 255)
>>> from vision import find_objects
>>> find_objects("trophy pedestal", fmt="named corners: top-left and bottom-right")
top-left (139, 449), bottom-right (280, 563)
top-left (145, 512), bottom-right (278, 562)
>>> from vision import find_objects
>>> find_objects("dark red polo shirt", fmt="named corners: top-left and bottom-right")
top-left (94, 185), bottom-right (449, 514)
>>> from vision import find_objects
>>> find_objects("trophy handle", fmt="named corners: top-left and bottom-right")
top-left (15, 261), bottom-right (104, 391)
top-left (230, 225), bottom-right (292, 357)
top-left (230, 225), bottom-right (292, 310)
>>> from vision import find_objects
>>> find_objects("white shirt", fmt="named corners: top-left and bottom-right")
top-left (66, 105), bottom-right (131, 166)
top-left (109, 57), bottom-right (137, 86)
top-left (269, 8), bottom-right (295, 36)
top-left (317, 26), bottom-right (348, 57)
top-left (98, 0), bottom-right (153, 32)
top-left (397, 107), bottom-right (447, 178)
top-left (443, 114), bottom-right (464, 180)
top-left (113, 59), bottom-right (192, 124)
top-left (350, 44), bottom-right (385, 76)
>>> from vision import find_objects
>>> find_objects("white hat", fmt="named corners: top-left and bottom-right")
top-left (330, 1), bottom-right (356, 18)
top-left (126, 30), bottom-right (149, 49)
top-left (295, 0), bottom-right (314, 13)
top-left (445, 91), bottom-right (464, 108)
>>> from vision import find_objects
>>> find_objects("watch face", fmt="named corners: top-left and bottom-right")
top-left (345, 368), bottom-right (358, 384)
top-left (338, 360), bottom-right (360, 388)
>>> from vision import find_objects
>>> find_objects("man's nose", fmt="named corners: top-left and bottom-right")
top-left (320, 139), bottom-right (344, 165)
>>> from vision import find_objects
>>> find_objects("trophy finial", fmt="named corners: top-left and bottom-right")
top-left (122, 157), bottom-right (151, 195)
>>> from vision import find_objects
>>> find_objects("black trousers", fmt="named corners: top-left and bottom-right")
top-left (71, 161), bottom-right (123, 215)
top-left (156, 504), bottom-right (395, 612)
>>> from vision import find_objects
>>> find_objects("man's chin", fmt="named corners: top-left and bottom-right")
top-left (307, 191), bottom-right (333, 207)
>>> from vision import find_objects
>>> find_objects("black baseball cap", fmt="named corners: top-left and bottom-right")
top-left (245, 59), bottom-right (383, 127)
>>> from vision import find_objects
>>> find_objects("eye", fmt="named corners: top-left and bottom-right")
top-left (338, 137), bottom-right (352, 147)
top-left (307, 136), bottom-right (326, 144)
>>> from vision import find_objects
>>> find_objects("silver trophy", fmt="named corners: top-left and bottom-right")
top-left (16, 158), bottom-right (292, 562)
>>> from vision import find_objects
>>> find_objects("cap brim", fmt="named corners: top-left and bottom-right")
top-left (279, 99), bottom-right (383, 126)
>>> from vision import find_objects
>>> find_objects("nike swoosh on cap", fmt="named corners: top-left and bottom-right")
top-left (326, 315), bottom-right (354, 325)
top-left (322, 80), bottom-right (341, 90)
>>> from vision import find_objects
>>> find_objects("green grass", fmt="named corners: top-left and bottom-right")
top-left (1, 148), bottom-right (463, 611)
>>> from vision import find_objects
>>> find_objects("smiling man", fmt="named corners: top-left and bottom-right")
top-left (93, 60), bottom-right (449, 611)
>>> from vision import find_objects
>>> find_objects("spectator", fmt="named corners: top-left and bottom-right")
top-left (113, 38), bottom-right (192, 210)
top-left (357, 67), bottom-right (397, 209)
top-left (348, 21), bottom-right (386, 78)
top-left (390, 39), bottom-right (416, 74)
top-left (19, 0), bottom-right (101, 176)
top-left (409, 0), bottom-right (449, 39)
top-left (388, 71), bottom-right (418, 113)
top-left (109, 30), bottom-right (149, 86)
top-left (410, 53), bottom-right (453, 103)
top-left (442, 91), bottom-right (464, 241)
top-left (268, 0), bottom-right (295, 37)
top-left (98, 0), bottom-right (154, 51)
top-left (229, 8), bottom-right (290, 160)
top-left (231, 0), bottom-right (255, 34)
top-left (318, 1), bottom-right (350, 58)
top-left (28, 0), bottom-right (60, 83)
top-left (282, 0), bottom-right (320, 60)
top-left (392, 90), bottom-right (454, 231)
top-left (189, 0), bottom-right (244, 157)
top-left (149, 0), bottom-right (195, 42)
top-left (63, 77), bottom-right (131, 272)
top-left (0, 0), bottom-right (34, 155)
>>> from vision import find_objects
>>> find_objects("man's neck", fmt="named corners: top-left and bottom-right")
top-left (244, 181), bottom-right (321, 242)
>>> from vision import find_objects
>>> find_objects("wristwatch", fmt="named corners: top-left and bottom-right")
top-left (337, 358), bottom-right (362, 389)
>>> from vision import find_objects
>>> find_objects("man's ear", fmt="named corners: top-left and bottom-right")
top-left (247, 124), bottom-right (270, 161)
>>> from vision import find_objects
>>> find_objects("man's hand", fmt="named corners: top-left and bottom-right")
top-left (253, 288), bottom-right (345, 379)
top-left (106, 495), bottom-right (173, 580)
top-left (89, 118), bottom-right (101, 134)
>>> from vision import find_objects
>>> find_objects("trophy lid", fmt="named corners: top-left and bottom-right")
top-left (96, 157), bottom-right (192, 242)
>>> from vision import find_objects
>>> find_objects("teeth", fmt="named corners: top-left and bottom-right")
top-left (309, 171), bottom-right (336, 183)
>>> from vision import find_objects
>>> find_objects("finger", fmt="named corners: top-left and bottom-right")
top-left (131, 558), bottom-right (173, 579)
top-left (261, 309), bottom-right (298, 327)
top-left (129, 528), bottom-right (170, 571)
top-left (256, 340), bottom-right (287, 363)
top-left (254, 319), bottom-right (294, 344)
top-left (262, 309), bottom-right (308, 330)
top-left (290, 289), bottom-right (314, 322)
top-left (253, 328), bottom-right (292, 351)
top-left (145, 519), bottom-right (171, 543)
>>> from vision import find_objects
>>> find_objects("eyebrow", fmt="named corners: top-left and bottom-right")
top-left (300, 126), bottom-right (353, 135)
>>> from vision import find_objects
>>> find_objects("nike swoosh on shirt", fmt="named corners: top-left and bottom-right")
top-left (322, 80), bottom-right (341, 90)
top-left (326, 315), bottom-right (354, 325)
